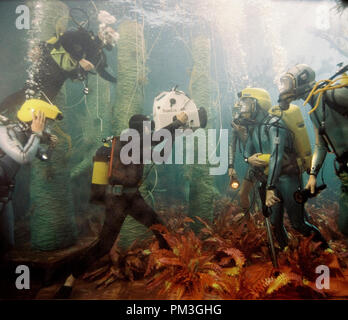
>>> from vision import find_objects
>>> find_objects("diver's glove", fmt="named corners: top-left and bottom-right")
top-left (265, 188), bottom-right (281, 207)
top-left (176, 112), bottom-right (188, 125)
top-left (97, 67), bottom-right (117, 83)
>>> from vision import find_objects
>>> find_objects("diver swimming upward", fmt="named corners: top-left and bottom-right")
top-left (0, 9), bottom-right (118, 114)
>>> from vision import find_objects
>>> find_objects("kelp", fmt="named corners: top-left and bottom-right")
top-left (112, 20), bottom-right (150, 249)
top-left (186, 35), bottom-right (217, 231)
top-left (28, 0), bottom-right (77, 251)
top-left (71, 75), bottom-right (112, 179)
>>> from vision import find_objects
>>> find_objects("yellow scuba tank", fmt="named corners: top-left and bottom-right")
top-left (91, 143), bottom-right (111, 185)
top-left (268, 104), bottom-right (312, 173)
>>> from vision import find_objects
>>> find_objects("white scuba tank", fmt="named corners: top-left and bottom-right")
top-left (153, 87), bottom-right (206, 131)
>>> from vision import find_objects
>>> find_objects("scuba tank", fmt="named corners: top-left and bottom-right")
top-left (268, 104), bottom-right (312, 173)
top-left (90, 141), bottom-right (112, 204)
top-left (91, 143), bottom-right (111, 185)
top-left (254, 104), bottom-right (312, 175)
top-left (90, 135), bottom-right (120, 203)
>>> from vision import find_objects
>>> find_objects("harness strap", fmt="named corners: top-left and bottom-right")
top-left (108, 137), bottom-right (117, 179)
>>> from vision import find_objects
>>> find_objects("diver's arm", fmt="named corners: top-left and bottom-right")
top-left (0, 126), bottom-right (40, 164)
top-left (97, 67), bottom-right (117, 83)
top-left (327, 86), bottom-right (348, 108)
top-left (151, 120), bottom-right (184, 149)
top-left (310, 127), bottom-right (327, 177)
top-left (266, 124), bottom-right (287, 189)
top-left (229, 130), bottom-right (238, 170)
top-left (60, 30), bottom-right (96, 62)
top-left (305, 128), bottom-right (327, 193)
top-left (243, 134), bottom-right (256, 161)
top-left (151, 113), bottom-right (188, 162)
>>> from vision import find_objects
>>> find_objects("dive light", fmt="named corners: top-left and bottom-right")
top-left (230, 176), bottom-right (240, 190)
top-left (36, 146), bottom-right (53, 161)
top-left (293, 184), bottom-right (327, 204)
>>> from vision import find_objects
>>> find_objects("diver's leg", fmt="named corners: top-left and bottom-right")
top-left (239, 179), bottom-right (254, 212)
top-left (0, 89), bottom-right (26, 113)
top-left (127, 192), bottom-right (170, 249)
top-left (55, 195), bottom-right (128, 299)
top-left (269, 199), bottom-right (288, 249)
top-left (71, 195), bottom-right (128, 278)
top-left (338, 173), bottom-right (348, 237)
top-left (279, 175), bottom-right (328, 248)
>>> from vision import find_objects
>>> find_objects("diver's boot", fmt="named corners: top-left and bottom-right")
top-left (54, 275), bottom-right (75, 299)
top-left (156, 233), bottom-right (171, 250)
top-left (54, 285), bottom-right (73, 299)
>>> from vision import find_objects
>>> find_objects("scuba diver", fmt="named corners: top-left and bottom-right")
top-left (0, 10), bottom-right (118, 114)
top-left (0, 99), bottom-right (61, 257)
top-left (228, 102), bottom-right (257, 214)
top-left (54, 111), bottom-right (189, 299)
top-left (278, 64), bottom-right (348, 237)
top-left (234, 87), bottom-right (329, 254)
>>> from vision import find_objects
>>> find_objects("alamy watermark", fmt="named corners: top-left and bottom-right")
top-left (15, 265), bottom-right (30, 290)
top-left (119, 123), bottom-right (229, 176)
top-left (15, 5), bottom-right (30, 30)
top-left (315, 265), bottom-right (330, 290)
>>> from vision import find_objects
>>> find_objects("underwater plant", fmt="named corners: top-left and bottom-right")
top-left (146, 224), bottom-right (233, 299)
top-left (79, 200), bottom-right (348, 300)
top-left (71, 75), bottom-right (112, 180)
top-left (186, 35), bottom-right (217, 231)
top-left (111, 20), bottom-right (149, 249)
top-left (28, 0), bottom-right (77, 251)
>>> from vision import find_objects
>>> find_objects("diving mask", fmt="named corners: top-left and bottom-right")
top-left (234, 97), bottom-right (257, 125)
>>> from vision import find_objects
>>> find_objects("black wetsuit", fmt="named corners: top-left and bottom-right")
top-left (70, 119), bottom-right (183, 279)
top-left (0, 29), bottom-right (116, 113)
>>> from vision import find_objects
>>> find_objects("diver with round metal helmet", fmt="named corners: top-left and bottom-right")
top-left (0, 100), bottom-right (61, 257)
top-left (233, 88), bottom-right (328, 258)
top-left (278, 63), bottom-right (348, 237)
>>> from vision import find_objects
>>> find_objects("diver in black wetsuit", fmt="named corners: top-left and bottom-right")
top-left (0, 19), bottom-right (118, 114)
top-left (54, 112), bottom-right (189, 299)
